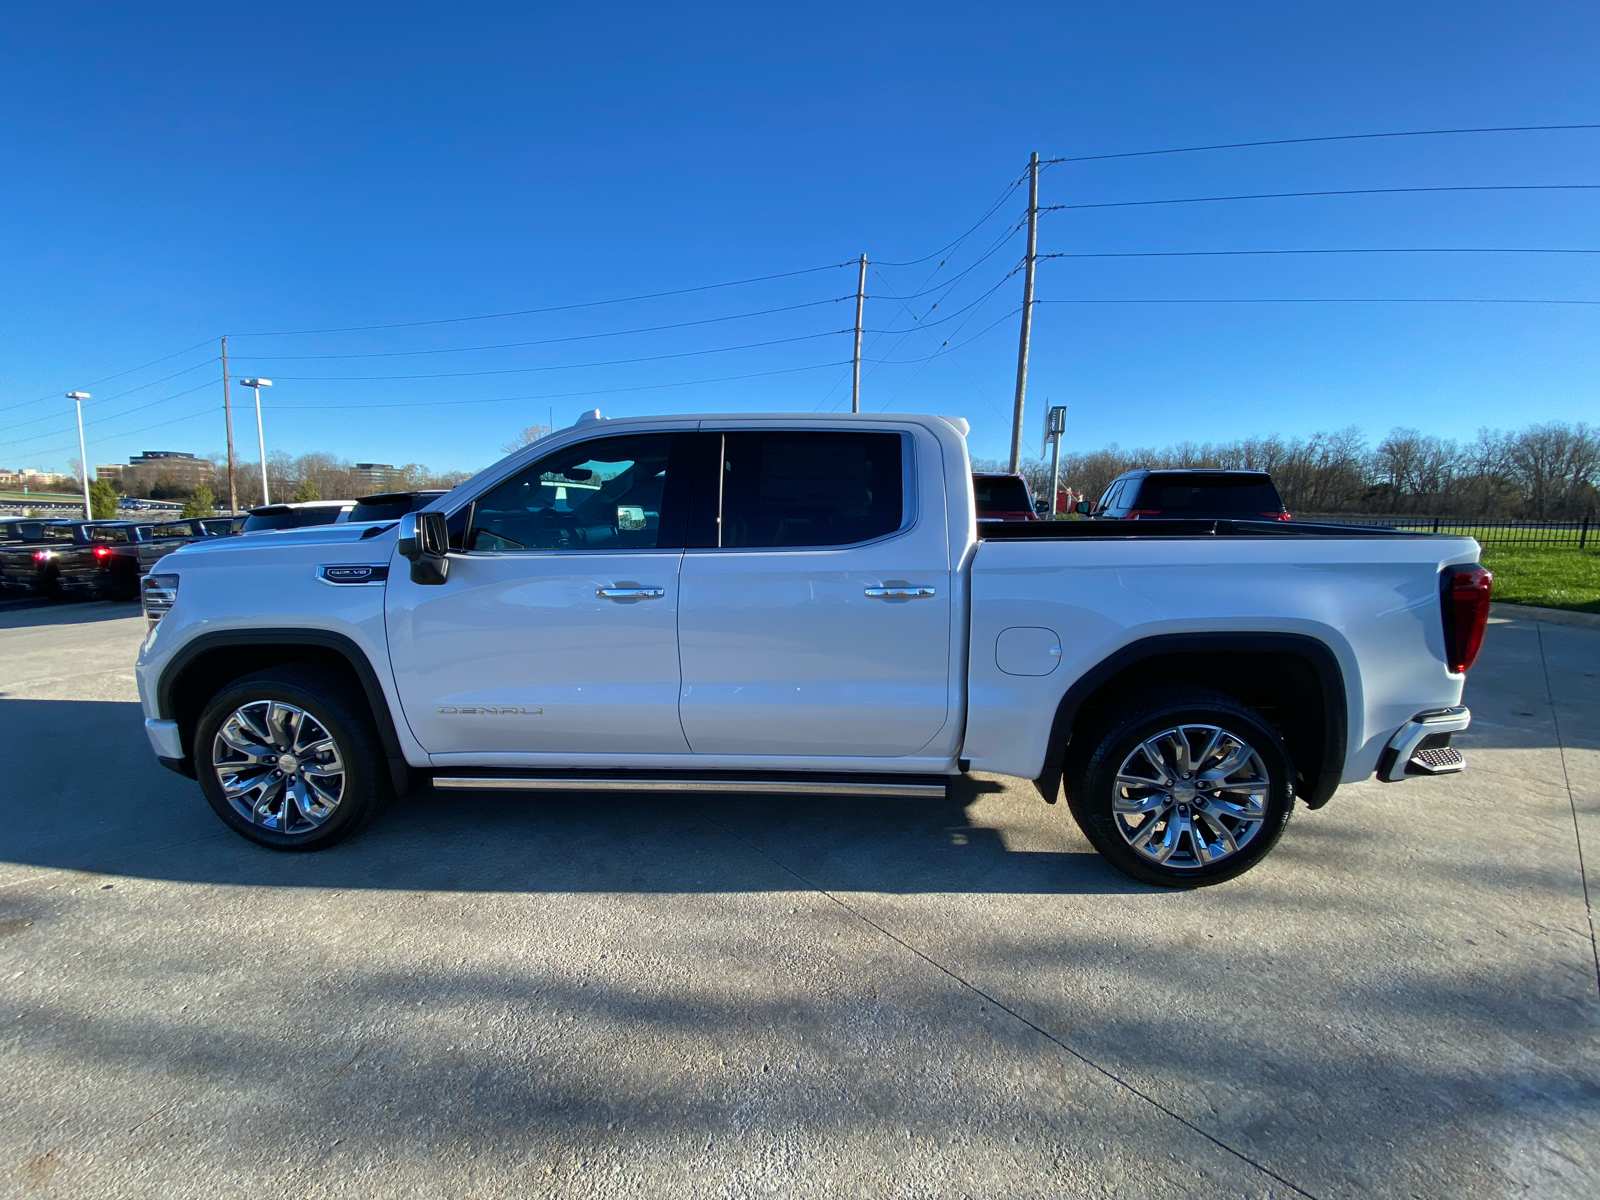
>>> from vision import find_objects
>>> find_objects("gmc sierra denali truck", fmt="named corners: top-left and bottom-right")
top-left (134, 412), bottom-right (1491, 887)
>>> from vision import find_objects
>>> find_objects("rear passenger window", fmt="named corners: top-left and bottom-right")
top-left (716, 431), bottom-right (904, 549)
top-left (88, 527), bottom-right (130, 544)
top-left (152, 523), bottom-right (192, 538)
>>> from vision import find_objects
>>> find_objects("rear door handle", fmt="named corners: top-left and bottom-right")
top-left (864, 586), bottom-right (936, 598)
top-left (597, 586), bottom-right (666, 599)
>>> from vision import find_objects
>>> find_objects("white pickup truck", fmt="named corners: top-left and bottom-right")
top-left (135, 412), bottom-right (1492, 886)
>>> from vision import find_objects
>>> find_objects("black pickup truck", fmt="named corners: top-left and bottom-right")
top-left (0, 520), bottom-right (213, 599)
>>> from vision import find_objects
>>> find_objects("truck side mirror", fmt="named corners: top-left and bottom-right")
top-left (398, 511), bottom-right (451, 585)
top-left (1074, 501), bottom-right (1092, 516)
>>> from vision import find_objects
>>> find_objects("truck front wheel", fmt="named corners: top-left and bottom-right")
top-left (1064, 687), bottom-right (1294, 887)
top-left (193, 664), bottom-right (394, 851)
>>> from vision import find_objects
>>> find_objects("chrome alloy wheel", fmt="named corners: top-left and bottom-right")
top-left (212, 700), bottom-right (346, 835)
top-left (1112, 723), bottom-right (1269, 869)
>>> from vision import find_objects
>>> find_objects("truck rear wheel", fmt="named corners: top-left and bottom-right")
top-left (193, 664), bottom-right (394, 851)
top-left (1064, 687), bottom-right (1294, 887)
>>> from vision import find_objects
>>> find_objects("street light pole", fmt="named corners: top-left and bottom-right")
top-left (241, 379), bottom-right (273, 506)
top-left (67, 392), bottom-right (92, 518)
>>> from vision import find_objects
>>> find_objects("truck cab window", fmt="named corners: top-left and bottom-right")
top-left (467, 433), bottom-right (687, 551)
top-left (713, 431), bottom-right (904, 549)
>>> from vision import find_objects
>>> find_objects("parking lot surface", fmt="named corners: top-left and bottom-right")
top-left (1, 602), bottom-right (1596, 1198)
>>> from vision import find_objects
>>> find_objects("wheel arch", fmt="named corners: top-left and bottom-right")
top-left (1037, 632), bottom-right (1348, 809)
top-left (156, 629), bottom-right (412, 793)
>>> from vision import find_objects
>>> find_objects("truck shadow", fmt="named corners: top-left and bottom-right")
top-left (0, 698), bottom-right (1142, 896)
top-left (0, 595), bottom-right (144, 626)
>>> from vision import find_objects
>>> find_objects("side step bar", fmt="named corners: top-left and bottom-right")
top-left (432, 774), bottom-right (949, 799)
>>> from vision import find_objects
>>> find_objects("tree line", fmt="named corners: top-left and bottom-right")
top-left (105, 451), bottom-right (476, 510)
top-left (982, 421), bottom-right (1599, 520)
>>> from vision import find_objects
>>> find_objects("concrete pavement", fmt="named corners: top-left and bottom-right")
top-left (1, 602), bottom-right (1596, 1198)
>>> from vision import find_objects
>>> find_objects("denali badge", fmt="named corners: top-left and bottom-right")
top-left (438, 706), bottom-right (543, 715)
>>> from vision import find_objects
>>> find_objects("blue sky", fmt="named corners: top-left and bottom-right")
top-left (1, 1), bottom-right (1597, 476)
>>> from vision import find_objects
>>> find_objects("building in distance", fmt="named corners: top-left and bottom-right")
top-left (0, 467), bottom-right (77, 490)
top-left (353, 463), bottom-right (400, 491)
top-left (97, 451), bottom-right (218, 497)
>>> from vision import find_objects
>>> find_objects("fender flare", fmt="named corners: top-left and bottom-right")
top-left (1036, 631), bottom-right (1348, 809)
top-left (156, 628), bottom-right (412, 793)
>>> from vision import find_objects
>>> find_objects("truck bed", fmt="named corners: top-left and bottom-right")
top-left (979, 518), bottom-right (1430, 540)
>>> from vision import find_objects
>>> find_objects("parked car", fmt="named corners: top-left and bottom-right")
top-left (0, 519), bottom-right (50, 545)
top-left (39, 520), bottom-right (210, 600)
top-left (972, 472), bottom-right (1039, 521)
top-left (240, 500), bottom-right (356, 533)
top-left (136, 412), bottom-right (1490, 888)
top-left (339, 491), bottom-right (447, 523)
top-left (0, 521), bottom-right (186, 598)
top-left (1085, 469), bottom-right (1290, 521)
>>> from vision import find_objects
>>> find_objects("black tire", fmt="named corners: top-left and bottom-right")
top-left (1063, 686), bottom-right (1294, 888)
top-left (193, 663), bottom-right (394, 851)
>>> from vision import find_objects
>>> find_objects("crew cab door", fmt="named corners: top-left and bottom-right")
top-left (386, 431), bottom-right (695, 756)
top-left (676, 427), bottom-right (953, 757)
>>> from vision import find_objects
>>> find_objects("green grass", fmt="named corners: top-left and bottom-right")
top-left (1479, 545), bottom-right (1600, 614)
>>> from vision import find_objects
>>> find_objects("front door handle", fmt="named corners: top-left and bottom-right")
top-left (597, 586), bottom-right (666, 599)
top-left (864, 586), bottom-right (936, 598)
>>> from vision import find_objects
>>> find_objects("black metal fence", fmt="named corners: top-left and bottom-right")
top-left (1298, 515), bottom-right (1594, 548)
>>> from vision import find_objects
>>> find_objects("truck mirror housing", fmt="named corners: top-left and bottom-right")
top-left (398, 511), bottom-right (451, 585)
top-left (1074, 501), bottom-right (1092, 516)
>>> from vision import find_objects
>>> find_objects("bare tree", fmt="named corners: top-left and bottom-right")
top-left (503, 424), bottom-right (552, 454)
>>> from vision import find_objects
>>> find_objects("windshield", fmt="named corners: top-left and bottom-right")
top-left (242, 506), bottom-right (348, 532)
top-left (1134, 474), bottom-right (1284, 513)
top-left (974, 476), bottom-right (1033, 513)
top-left (349, 493), bottom-right (439, 522)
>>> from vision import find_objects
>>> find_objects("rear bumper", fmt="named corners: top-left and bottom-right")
top-left (1377, 706), bottom-right (1471, 782)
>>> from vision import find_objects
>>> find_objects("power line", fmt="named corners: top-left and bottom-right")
top-left (266, 361), bottom-right (853, 412)
top-left (228, 299), bottom-right (853, 362)
top-left (231, 262), bottom-right (857, 337)
top-left (1039, 247), bottom-right (1600, 259)
top-left (12, 398), bottom-right (224, 462)
top-left (1035, 297), bottom-right (1600, 305)
top-left (1041, 123), bottom-right (1600, 167)
top-left (250, 330), bottom-right (850, 382)
top-left (873, 175), bottom-right (1027, 267)
top-left (863, 264), bottom-right (1024, 336)
top-left (865, 305), bottom-right (1025, 365)
top-left (0, 356), bottom-right (218, 436)
top-left (1040, 184), bottom-right (1600, 213)
top-left (2, 380), bottom-right (219, 449)
top-left (0, 339), bottom-right (215, 417)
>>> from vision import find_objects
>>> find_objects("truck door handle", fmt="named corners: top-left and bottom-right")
top-left (864, 586), bottom-right (936, 598)
top-left (597, 586), bottom-right (666, 599)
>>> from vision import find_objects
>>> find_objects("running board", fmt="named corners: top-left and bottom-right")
top-left (431, 773), bottom-right (948, 799)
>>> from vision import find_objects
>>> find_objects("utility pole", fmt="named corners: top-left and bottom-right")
top-left (1008, 151), bottom-right (1040, 474)
top-left (851, 253), bottom-right (867, 413)
top-left (67, 392), bottom-right (92, 518)
top-left (221, 338), bottom-right (239, 514)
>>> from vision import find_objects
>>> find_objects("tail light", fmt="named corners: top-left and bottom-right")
top-left (1441, 565), bottom-right (1492, 673)
top-left (93, 545), bottom-right (111, 560)
top-left (33, 549), bottom-right (49, 562)
top-left (1263, 511), bottom-right (1292, 522)
top-left (1126, 509), bottom-right (1161, 519)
